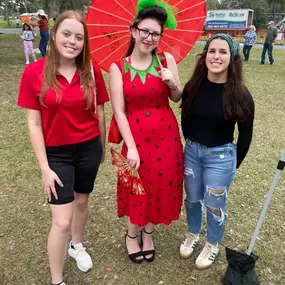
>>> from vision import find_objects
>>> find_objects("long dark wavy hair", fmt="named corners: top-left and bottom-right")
top-left (181, 40), bottom-right (251, 122)
top-left (126, 6), bottom-right (167, 56)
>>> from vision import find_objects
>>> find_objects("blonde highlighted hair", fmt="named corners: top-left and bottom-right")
top-left (249, 25), bottom-right (256, 32)
top-left (40, 11), bottom-right (94, 108)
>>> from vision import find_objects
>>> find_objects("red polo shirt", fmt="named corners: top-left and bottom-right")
top-left (18, 58), bottom-right (109, 147)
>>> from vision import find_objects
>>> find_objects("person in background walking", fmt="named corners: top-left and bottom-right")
top-left (261, 21), bottom-right (277, 65)
top-left (31, 9), bottom-right (50, 57)
top-left (16, 17), bottom-right (20, 28)
top-left (243, 25), bottom-right (256, 61)
top-left (16, 22), bottom-right (37, 65)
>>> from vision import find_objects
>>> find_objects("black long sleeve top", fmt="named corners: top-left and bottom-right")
top-left (181, 77), bottom-right (254, 168)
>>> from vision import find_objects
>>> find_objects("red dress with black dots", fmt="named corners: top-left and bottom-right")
top-left (115, 53), bottom-right (183, 227)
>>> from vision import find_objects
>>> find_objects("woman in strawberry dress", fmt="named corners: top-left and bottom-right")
top-left (109, 0), bottom-right (183, 263)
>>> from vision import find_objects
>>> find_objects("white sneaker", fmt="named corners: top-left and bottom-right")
top-left (68, 242), bottom-right (93, 272)
top-left (195, 242), bottom-right (219, 270)
top-left (26, 61), bottom-right (29, 65)
top-left (180, 232), bottom-right (199, 258)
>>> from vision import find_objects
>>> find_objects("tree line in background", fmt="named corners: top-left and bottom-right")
top-left (1, 0), bottom-right (285, 28)
top-left (1, 0), bottom-right (92, 25)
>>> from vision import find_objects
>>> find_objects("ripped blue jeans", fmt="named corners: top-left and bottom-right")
top-left (184, 139), bottom-right (236, 244)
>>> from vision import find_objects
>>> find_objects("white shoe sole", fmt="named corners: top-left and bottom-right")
top-left (195, 252), bottom-right (219, 270)
top-left (195, 262), bottom-right (214, 270)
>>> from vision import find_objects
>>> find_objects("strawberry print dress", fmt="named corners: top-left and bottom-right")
top-left (115, 53), bottom-right (183, 227)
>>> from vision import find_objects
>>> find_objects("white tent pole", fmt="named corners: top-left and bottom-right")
top-left (247, 149), bottom-right (285, 255)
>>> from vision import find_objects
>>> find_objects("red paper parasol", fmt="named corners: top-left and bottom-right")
top-left (86, 0), bottom-right (206, 72)
top-left (110, 148), bottom-right (146, 195)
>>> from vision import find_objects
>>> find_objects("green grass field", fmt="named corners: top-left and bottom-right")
top-left (0, 34), bottom-right (284, 285)
top-left (0, 18), bottom-right (20, 28)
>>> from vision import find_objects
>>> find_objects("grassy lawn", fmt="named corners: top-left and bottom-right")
top-left (0, 18), bottom-right (19, 28)
top-left (0, 34), bottom-right (284, 285)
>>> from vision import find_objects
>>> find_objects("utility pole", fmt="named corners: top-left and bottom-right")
top-left (5, 0), bottom-right (10, 28)
top-left (24, 0), bottom-right (28, 13)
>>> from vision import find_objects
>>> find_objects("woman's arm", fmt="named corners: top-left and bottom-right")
top-left (162, 52), bottom-right (183, 103)
top-left (109, 62), bottom-right (140, 170)
top-left (30, 21), bottom-right (39, 26)
top-left (27, 109), bottom-right (49, 171)
top-left (27, 109), bottom-right (63, 201)
top-left (96, 104), bottom-right (106, 163)
top-left (236, 93), bottom-right (255, 168)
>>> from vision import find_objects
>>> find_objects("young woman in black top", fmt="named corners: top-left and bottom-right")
top-left (180, 34), bottom-right (254, 270)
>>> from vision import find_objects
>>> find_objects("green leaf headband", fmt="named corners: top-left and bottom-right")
top-left (203, 33), bottom-right (240, 61)
top-left (136, 0), bottom-right (177, 30)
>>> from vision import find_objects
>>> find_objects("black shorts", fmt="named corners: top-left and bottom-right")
top-left (46, 136), bottom-right (102, 205)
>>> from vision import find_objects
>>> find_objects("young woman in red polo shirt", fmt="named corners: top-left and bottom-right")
top-left (18, 11), bottom-right (109, 285)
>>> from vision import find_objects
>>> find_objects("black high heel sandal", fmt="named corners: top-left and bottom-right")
top-left (125, 231), bottom-right (144, 264)
top-left (141, 228), bottom-right (155, 262)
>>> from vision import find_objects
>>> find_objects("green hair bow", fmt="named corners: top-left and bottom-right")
top-left (136, 0), bottom-right (177, 30)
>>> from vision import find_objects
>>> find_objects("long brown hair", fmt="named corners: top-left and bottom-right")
top-left (181, 47), bottom-right (251, 122)
top-left (40, 11), bottom-right (93, 109)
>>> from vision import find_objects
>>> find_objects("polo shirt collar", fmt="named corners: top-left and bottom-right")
top-left (56, 70), bottom-right (80, 85)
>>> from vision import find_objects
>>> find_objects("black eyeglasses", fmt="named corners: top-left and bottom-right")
top-left (136, 28), bottom-right (162, 42)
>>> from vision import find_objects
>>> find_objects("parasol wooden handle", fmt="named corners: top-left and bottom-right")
top-left (155, 52), bottom-right (163, 70)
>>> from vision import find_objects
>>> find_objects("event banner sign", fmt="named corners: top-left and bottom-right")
top-left (206, 10), bottom-right (249, 29)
